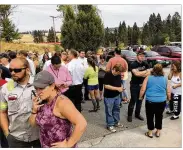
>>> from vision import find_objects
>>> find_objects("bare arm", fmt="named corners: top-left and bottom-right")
top-left (29, 113), bottom-right (37, 127)
top-left (143, 69), bottom-right (151, 77)
top-left (104, 85), bottom-right (118, 91)
top-left (132, 69), bottom-right (148, 77)
top-left (139, 76), bottom-right (148, 99)
top-left (167, 80), bottom-right (171, 100)
top-left (168, 70), bottom-right (173, 80)
top-left (56, 98), bottom-right (87, 148)
top-left (0, 111), bottom-right (9, 136)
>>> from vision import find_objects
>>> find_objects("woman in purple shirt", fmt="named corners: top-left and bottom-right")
top-left (29, 71), bottom-right (87, 148)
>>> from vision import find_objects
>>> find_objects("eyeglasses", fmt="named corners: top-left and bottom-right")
top-left (9, 68), bottom-right (26, 73)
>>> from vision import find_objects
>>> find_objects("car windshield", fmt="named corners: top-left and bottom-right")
top-left (146, 51), bottom-right (160, 57)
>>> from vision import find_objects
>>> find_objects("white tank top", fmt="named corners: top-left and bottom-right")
top-left (171, 75), bottom-right (182, 95)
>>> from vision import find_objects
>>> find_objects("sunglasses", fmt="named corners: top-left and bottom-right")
top-left (9, 68), bottom-right (26, 73)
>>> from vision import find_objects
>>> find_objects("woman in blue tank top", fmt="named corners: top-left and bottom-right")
top-left (139, 64), bottom-right (171, 138)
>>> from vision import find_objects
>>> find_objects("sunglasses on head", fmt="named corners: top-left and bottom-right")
top-left (9, 68), bottom-right (26, 73)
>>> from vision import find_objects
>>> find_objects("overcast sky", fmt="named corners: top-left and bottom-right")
top-left (10, 5), bottom-right (181, 32)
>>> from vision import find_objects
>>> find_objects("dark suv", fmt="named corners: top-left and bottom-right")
top-left (152, 46), bottom-right (181, 58)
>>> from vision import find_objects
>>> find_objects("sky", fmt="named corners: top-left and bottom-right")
top-left (10, 5), bottom-right (181, 32)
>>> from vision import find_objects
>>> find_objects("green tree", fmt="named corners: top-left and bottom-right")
top-left (47, 27), bottom-right (59, 42)
top-left (104, 27), bottom-right (110, 47)
top-left (172, 12), bottom-right (181, 41)
top-left (33, 30), bottom-right (44, 43)
top-left (132, 22), bottom-right (140, 45)
top-left (75, 5), bottom-right (104, 51)
top-left (127, 25), bottom-right (132, 45)
top-left (0, 5), bottom-right (19, 42)
top-left (141, 23), bottom-right (150, 45)
top-left (60, 5), bottom-right (77, 49)
top-left (118, 21), bottom-right (128, 46)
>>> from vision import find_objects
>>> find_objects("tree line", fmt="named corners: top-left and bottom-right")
top-left (0, 5), bottom-right (181, 51)
top-left (104, 12), bottom-right (181, 48)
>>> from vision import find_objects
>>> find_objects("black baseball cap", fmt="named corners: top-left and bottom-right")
top-left (137, 50), bottom-right (145, 55)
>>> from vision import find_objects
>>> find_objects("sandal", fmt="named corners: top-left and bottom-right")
top-left (145, 132), bottom-right (153, 138)
top-left (155, 131), bottom-right (160, 137)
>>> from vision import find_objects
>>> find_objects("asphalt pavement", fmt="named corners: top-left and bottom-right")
top-left (79, 67), bottom-right (174, 143)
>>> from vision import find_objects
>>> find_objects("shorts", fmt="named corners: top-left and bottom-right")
top-left (87, 84), bottom-right (99, 91)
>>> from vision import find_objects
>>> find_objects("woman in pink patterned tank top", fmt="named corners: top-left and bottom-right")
top-left (29, 70), bottom-right (87, 148)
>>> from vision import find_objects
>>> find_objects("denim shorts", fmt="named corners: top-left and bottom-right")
top-left (87, 84), bottom-right (99, 90)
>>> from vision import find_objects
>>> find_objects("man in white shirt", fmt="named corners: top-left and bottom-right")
top-left (78, 50), bottom-right (89, 102)
top-left (66, 49), bottom-right (85, 112)
top-left (17, 50), bottom-right (35, 76)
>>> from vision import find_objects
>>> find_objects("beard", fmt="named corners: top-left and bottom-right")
top-left (12, 71), bottom-right (27, 83)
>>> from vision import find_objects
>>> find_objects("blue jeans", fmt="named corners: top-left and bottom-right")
top-left (104, 95), bottom-right (121, 127)
top-left (121, 80), bottom-right (128, 100)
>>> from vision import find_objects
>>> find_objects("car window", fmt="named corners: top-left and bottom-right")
top-left (168, 46), bottom-right (181, 52)
top-left (158, 47), bottom-right (169, 53)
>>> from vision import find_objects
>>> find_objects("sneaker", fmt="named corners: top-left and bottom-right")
top-left (135, 115), bottom-right (144, 121)
top-left (170, 115), bottom-right (179, 120)
top-left (107, 126), bottom-right (116, 133)
top-left (114, 122), bottom-right (124, 128)
top-left (127, 116), bottom-right (132, 122)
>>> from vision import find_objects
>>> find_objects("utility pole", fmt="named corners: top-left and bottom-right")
top-left (49, 16), bottom-right (57, 43)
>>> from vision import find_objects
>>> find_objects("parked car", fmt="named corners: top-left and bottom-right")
top-left (151, 45), bottom-right (181, 58)
top-left (144, 51), bottom-right (171, 68)
top-left (121, 50), bottom-right (137, 71)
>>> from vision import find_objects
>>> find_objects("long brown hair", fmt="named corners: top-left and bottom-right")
top-left (172, 60), bottom-right (181, 73)
top-left (87, 57), bottom-right (96, 72)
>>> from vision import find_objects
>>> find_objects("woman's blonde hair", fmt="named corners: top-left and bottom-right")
top-left (151, 64), bottom-right (164, 76)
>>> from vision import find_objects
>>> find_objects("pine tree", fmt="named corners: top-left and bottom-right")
top-left (60, 5), bottom-right (77, 49)
top-left (0, 5), bottom-right (19, 42)
top-left (172, 12), bottom-right (181, 41)
top-left (47, 27), bottom-right (58, 42)
top-left (75, 5), bottom-right (104, 51)
top-left (127, 26), bottom-right (132, 46)
top-left (118, 21), bottom-right (128, 46)
top-left (104, 27), bottom-right (110, 47)
top-left (141, 23), bottom-right (150, 45)
top-left (132, 22), bottom-right (140, 45)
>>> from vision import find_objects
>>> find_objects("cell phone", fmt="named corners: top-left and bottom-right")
top-left (32, 90), bottom-right (47, 105)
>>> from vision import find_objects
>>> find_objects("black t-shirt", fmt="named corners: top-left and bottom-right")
top-left (130, 60), bottom-right (149, 84)
top-left (104, 71), bottom-right (121, 98)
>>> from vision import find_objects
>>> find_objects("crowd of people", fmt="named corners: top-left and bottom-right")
top-left (0, 47), bottom-right (181, 148)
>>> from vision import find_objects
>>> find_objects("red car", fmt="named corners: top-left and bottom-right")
top-left (151, 46), bottom-right (181, 58)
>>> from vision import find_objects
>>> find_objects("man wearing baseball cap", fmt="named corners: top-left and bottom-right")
top-left (127, 49), bottom-right (150, 122)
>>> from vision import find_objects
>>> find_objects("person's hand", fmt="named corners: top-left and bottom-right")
top-left (32, 97), bottom-right (44, 113)
top-left (4, 131), bottom-right (9, 137)
top-left (51, 139), bottom-right (68, 148)
top-left (172, 85), bottom-right (177, 89)
top-left (139, 97), bottom-right (143, 100)
top-left (116, 87), bottom-right (124, 92)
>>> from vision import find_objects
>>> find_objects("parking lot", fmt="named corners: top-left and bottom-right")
top-left (80, 66), bottom-right (171, 142)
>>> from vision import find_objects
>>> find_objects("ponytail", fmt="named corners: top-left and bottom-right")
top-left (87, 57), bottom-right (96, 72)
